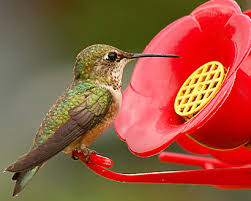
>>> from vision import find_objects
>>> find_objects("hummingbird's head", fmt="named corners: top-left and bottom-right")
top-left (74, 44), bottom-right (178, 90)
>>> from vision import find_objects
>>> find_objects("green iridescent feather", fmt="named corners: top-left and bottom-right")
top-left (34, 80), bottom-right (112, 146)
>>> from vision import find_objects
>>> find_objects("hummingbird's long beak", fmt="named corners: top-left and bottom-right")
top-left (130, 53), bottom-right (179, 59)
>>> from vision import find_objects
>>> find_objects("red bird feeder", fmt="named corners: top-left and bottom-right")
top-left (73, 0), bottom-right (251, 189)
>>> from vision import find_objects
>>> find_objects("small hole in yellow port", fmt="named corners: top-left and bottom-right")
top-left (174, 61), bottom-right (228, 121)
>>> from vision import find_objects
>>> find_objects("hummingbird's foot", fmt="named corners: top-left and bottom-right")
top-left (71, 149), bottom-right (79, 160)
top-left (80, 147), bottom-right (98, 164)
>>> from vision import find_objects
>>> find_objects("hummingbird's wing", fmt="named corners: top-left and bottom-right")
top-left (6, 84), bottom-right (112, 172)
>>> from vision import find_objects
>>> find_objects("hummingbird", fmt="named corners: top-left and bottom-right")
top-left (5, 44), bottom-right (178, 196)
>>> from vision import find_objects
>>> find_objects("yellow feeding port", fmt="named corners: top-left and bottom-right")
top-left (174, 61), bottom-right (228, 121)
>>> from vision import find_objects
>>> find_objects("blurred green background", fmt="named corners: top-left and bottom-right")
top-left (1, 0), bottom-right (251, 200)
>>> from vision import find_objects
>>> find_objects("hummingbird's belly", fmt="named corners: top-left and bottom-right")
top-left (81, 101), bottom-right (118, 146)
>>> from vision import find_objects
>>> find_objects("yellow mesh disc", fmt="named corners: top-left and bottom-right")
top-left (174, 61), bottom-right (228, 120)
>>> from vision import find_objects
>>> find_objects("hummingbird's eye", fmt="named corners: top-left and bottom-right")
top-left (107, 52), bottom-right (118, 62)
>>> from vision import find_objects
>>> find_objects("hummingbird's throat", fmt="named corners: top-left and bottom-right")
top-left (95, 58), bottom-right (127, 91)
top-left (87, 65), bottom-right (124, 91)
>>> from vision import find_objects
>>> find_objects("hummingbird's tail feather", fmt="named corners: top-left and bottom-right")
top-left (12, 166), bottom-right (41, 197)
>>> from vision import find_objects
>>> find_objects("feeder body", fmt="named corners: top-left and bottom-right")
top-left (189, 65), bottom-right (251, 149)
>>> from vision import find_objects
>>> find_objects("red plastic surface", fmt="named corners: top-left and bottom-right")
top-left (158, 152), bottom-right (231, 168)
top-left (244, 10), bottom-right (251, 19)
top-left (176, 135), bottom-right (210, 155)
top-left (70, 150), bottom-right (113, 169)
top-left (114, 0), bottom-right (251, 157)
top-left (73, 151), bottom-right (251, 189)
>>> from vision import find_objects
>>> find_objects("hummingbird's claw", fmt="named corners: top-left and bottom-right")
top-left (85, 150), bottom-right (98, 164)
top-left (85, 154), bottom-right (92, 164)
top-left (80, 147), bottom-right (98, 164)
top-left (71, 149), bottom-right (79, 160)
top-left (85, 151), bottom-right (98, 164)
top-left (71, 155), bottom-right (79, 160)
